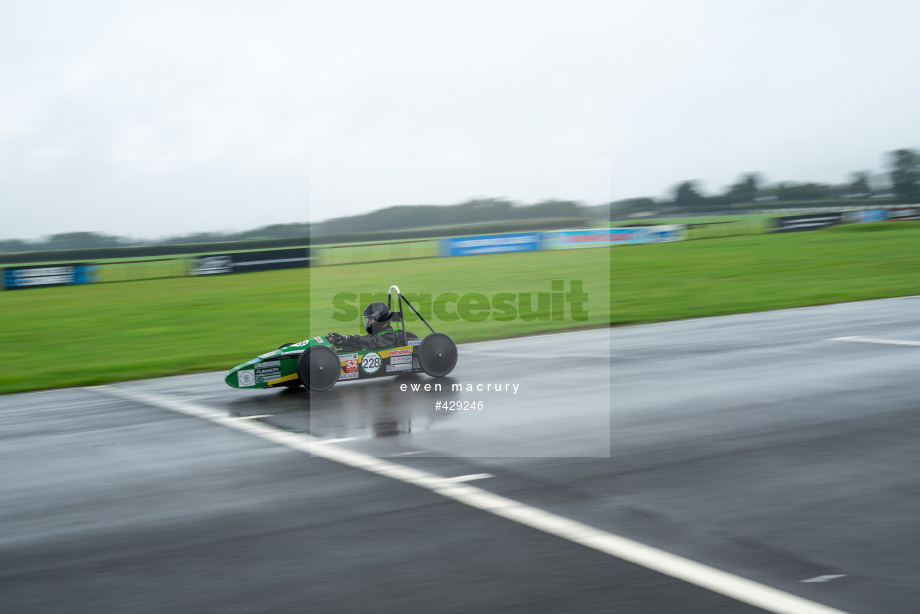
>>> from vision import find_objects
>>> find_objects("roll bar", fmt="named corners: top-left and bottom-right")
top-left (387, 285), bottom-right (436, 346)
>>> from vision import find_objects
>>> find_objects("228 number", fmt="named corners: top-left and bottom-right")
top-left (361, 353), bottom-right (381, 373)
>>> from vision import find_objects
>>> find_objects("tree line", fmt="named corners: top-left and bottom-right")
top-left (0, 200), bottom-right (595, 253)
top-left (1, 148), bottom-right (917, 254)
top-left (615, 147), bottom-right (920, 216)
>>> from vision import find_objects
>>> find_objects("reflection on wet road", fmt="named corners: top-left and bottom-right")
top-left (148, 331), bottom-right (612, 457)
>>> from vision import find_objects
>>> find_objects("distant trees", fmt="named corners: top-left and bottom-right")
top-left (673, 181), bottom-right (707, 211)
top-left (3, 146), bottom-right (918, 253)
top-left (609, 198), bottom-right (657, 216)
top-left (0, 239), bottom-right (28, 253)
top-left (311, 198), bottom-right (589, 235)
top-left (723, 173), bottom-right (761, 205)
top-left (848, 172), bottom-right (871, 198)
top-left (44, 232), bottom-right (123, 250)
top-left (528, 199), bottom-right (582, 218)
top-left (774, 182), bottom-right (834, 201)
top-left (888, 148), bottom-right (920, 202)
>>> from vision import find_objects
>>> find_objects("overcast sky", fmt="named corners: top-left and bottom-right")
top-left (1, 0), bottom-right (918, 241)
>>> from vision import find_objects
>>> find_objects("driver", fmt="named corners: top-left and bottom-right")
top-left (327, 302), bottom-right (416, 350)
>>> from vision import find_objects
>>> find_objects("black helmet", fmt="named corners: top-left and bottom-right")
top-left (362, 302), bottom-right (391, 334)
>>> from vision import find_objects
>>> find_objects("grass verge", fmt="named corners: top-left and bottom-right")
top-left (2, 222), bottom-right (918, 394)
top-left (0, 249), bottom-right (610, 394)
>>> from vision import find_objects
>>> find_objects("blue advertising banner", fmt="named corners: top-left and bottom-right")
top-left (544, 226), bottom-right (686, 249)
top-left (544, 228), bottom-right (626, 249)
top-left (441, 233), bottom-right (543, 257)
top-left (642, 225), bottom-right (687, 243)
top-left (844, 209), bottom-right (888, 223)
top-left (2, 264), bottom-right (99, 290)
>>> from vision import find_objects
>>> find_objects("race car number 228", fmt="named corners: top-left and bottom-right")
top-left (361, 352), bottom-right (381, 374)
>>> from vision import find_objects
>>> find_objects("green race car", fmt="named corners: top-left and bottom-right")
top-left (225, 286), bottom-right (458, 391)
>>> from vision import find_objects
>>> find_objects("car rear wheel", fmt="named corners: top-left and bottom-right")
top-left (417, 333), bottom-right (458, 377)
top-left (297, 346), bottom-right (340, 391)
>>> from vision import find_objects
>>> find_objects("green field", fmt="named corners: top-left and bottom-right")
top-left (96, 257), bottom-right (190, 282)
top-left (319, 239), bottom-right (439, 265)
top-left (612, 214), bottom-right (773, 239)
top-left (0, 249), bottom-right (610, 394)
top-left (608, 222), bottom-right (920, 322)
top-left (2, 222), bottom-right (919, 394)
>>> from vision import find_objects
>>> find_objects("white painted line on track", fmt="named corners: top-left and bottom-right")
top-left (312, 437), bottom-right (358, 445)
top-left (802, 575), bottom-right (846, 583)
top-left (92, 385), bottom-right (850, 614)
top-left (235, 414), bottom-right (272, 420)
top-left (442, 473), bottom-right (493, 483)
top-left (831, 336), bottom-right (920, 347)
top-left (461, 328), bottom-right (607, 346)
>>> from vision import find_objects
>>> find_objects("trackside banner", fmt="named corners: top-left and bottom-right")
top-left (189, 248), bottom-right (313, 275)
top-left (642, 225), bottom-right (687, 243)
top-left (441, 233), bottom-right (543, 257)
top-left (543, 226), bottom-right (686, 249)
top-left (773, 213), bottom-right (843, 232)
top-left (844, 210), bottom-right (888, 223)
top-left (2, 263), bottom-right (99, 290)
top-left (888, 206), bottom-right (920, 221)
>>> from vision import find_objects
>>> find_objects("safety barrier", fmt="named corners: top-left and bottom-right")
top-left (772, 207), bottom-right (920, 231)
top-left (2, 263), bottom-right (99, 290)
top-left (1, 248), bottom-right (313, 289)
top-left (436, 225), bottom-right (687, 257)
top-left (188, 248), bottom-right (313, 276)
top-left (5, 209), bottom-right (916, 289)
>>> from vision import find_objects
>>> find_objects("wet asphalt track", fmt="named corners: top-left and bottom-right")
top-left (2, 296), bottom-right (920, 613)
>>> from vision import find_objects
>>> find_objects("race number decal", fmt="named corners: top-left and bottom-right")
top-left (361, 352), bottom-right (382, 374)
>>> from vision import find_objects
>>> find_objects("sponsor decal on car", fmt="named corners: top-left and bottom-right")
top-left (314, 336), bottom-right (324, 343)
top-left (339, 353), bottom-right (358, 361)
top-left (389, 348), bottom-right (412, 356)
top-left (345, 359), bottom-right (359, 373)
top-left (254, 361), bottom-right (282, 384)
top-left (338, 372), bottom-right (359, 380)
top-left (237, 370), bottom-right (255, 387)
top-left (408, 339), bottom-right (422, 346)
top-left (386, 363), bottom-right (412, 372)
top-left (361, 352), bottom-right (382, 374)
top-left (389, 355), bottom-right (412, 364)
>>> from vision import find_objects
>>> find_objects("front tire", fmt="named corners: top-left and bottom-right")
top-left (417, 333), bottom-right (458, 377)
top-left (297, 346), bottom-right (340, 391)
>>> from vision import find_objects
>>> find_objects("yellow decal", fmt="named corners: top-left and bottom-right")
top-left (267, 373), bottom-right (300, 385)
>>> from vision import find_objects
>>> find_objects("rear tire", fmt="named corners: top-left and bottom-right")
top-left (297, 346), bottom-right (340, 391)
top-left (417, 333), bottom-right (458, 377)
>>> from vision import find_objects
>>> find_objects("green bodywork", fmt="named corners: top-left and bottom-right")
top-left (225, 335), bottom-right (422, 389)
top-left (224, 336), bottom-right (327, 389)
